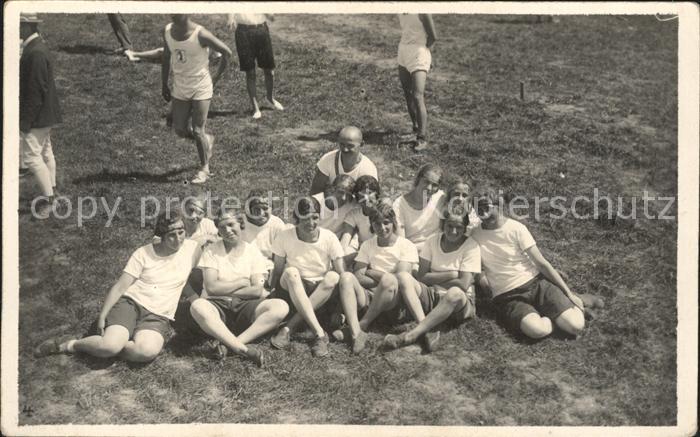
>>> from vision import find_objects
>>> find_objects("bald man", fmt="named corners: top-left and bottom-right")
top-left (309, 126), bottom-right (378, 195)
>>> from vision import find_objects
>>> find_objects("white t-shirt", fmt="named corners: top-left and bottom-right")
top-left (420, 233), bottom-right (481, 276)
top-left (272, 227), bottom-right (344, 281)
top-left (470, 218), bottom-right (540, 297)
top-left (399, 14), bottom-right (427, 46)
top-left (241, 214), bottom-right (289, 270)
top-left (393, 190), bottom-right (445, 252)
top-left (355, 235), bottom-right (419, 273)
top-left (123, 240), bottom-right (201, 320)
top-left (343, 207), bottom-right (373, 244)
top-left (197, 240), bottom-right (268, 298)
top-left (190, 217), bottom-right (218, 239)
top-left (316, 150), bottom-right (378, 183)
top-left (312, 192), bottom-right (356, 236)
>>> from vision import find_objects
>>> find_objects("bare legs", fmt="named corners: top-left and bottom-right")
top-left (67, 325), bottom-right (164, 363)
top-left (282, 268), bottom-right (339, 338)
top-left (398, 66), bottom-right (428, 142)
top-left (171, 98), bottom-right (212, 181)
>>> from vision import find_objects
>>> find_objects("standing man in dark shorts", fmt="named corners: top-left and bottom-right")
top-left (227, 13), bottom-right (284, 119)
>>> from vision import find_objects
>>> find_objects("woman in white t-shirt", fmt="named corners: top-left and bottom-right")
top-left (384, 211), bottom-right (480, 352)
top-left (268, 196), bottom-right (345, 357)
top-left (470, 186), bottom-right (588, 340)
top-left (35, 211), bottom-right (202, 362)
top-left (187, 209), bottom-right (289, 367)
top-left (336, 203), bottom-right (419, 354)
top-left (309, 126), bottom-right (378, 195)
top-left (241, 190), bottom-right (291, 276)
top-left (393, 163), bottom-right (445, 252)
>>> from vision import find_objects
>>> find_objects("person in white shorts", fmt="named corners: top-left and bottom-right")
top-left (309, 126), bottom-right (378, 195)
top-left (162, 14), bottom-right (232, 184)
top-left (397, 14), bottom-right (437, 152)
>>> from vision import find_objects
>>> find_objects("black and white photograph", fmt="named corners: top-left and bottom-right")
top-left (2, 2), bottom-right (698, 436)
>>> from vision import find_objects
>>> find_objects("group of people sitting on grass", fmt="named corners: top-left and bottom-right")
top-left (35, 125), bottom-right (603, 367)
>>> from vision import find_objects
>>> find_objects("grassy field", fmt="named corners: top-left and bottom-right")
top-left (16, 13), bottom-right (677, 426)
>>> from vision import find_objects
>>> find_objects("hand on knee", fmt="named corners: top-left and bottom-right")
top-left (520, 314), bottom-right (553, 339)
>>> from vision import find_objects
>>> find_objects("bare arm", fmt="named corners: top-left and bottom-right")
top-left (418, 14), bottom-right (437, 49)
top-left (269, 254), bottom-right (287, 291)
top-left (415, 257), bottom-right (459, 285)
top-left (97, 272), bottom-right (137, 334)
top-left (161, 29), bottom-right (171, 102)
top-left (198, 28), bottom-right (232, 86)
top-left (394, 261), bottom-right (414, 274)
top-left (202, 267), bottom-right (251, 296)
top-left (526, 245), bottom-right (583, 310)
top-left (339, 222), bottom-right (356, 252)
top-left (310, 169), bottom-right (330, 195)
top-left (232, 273), bottom-right (267, 299)
top-left (332, 257), bottom-right (346, 275)
top-left (440, 271), bottom-right (475, 293)
top-left (354, 262), bottom-right (378, 289)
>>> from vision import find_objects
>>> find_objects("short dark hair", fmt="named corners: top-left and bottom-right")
top-left (353, 175), bottom-right (381, 199)
top-left (325, 174), bottom-right (355, 195)
top-left (154, 210), bottom-right (184, 237)
top-left (293, 196), bottom-right (322, 223)
top-left (214, 206), bottom-right (244, 228)
top-left (367, 203), bottom-right (399, 235)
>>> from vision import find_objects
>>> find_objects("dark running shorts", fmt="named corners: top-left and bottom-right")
top-left (187, 295), bottom-right (264, 337)
top-left (491, 274), bottom-right (575, 330)
top-left (417, 282), bottom-right (475, 322)
top-left (235, 23), bottom-right (276, 71)
top-left (105, 296), bottom-right (171, 339)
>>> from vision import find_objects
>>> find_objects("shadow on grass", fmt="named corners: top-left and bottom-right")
top-left (208, 109), bottom-right (238, 119)
top-left (58, 44), bottom-right (111, 55)
top-left (72, 167), bottom-right (194, 184)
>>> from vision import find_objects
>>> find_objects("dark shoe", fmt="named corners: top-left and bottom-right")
top-left (34, 337), bottom-right (66, 357)
top-left (245, 345), bottom-right (264, 368)
top-left (19, 168), bottom-right (29, 178)
top-left (270, 327), bottom-right (290, 350)
top-left (383, 333), bottom-right (407, 350)
top-left (311, 333), bottom-right (330, 357)
top-left (352, 330), bottom-right (368, 354)
top-left (422, 331), bottom-right (440, 353)
top-left (212, 341), bottom-right (228, 360)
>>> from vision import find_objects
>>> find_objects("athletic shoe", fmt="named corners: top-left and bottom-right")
top-left (252, 109), bottom-right (262, 120)
top-left (124, 50), bottom-right (140, 62)
top-left (263, 98), bottom-right (284, 111)
top-left (212, 341), bottom-right (228, 360)
top-left (352, 330), bottom-right (368, 354)
top-left (270, 327), bottom-right (290, 350)
top-left (245, 346), bottom-right (264, 368)
top-left (382, 333), bottom-right (407, 350)
top-left (34, 337), bottom-right (68, 357)
top-left (311, 333), bottom-right (330, 357)
top-left (413, 139), bottom-right (429, 152)
top-left (206, 134), bottom-right (215, 161)
top-left (422, 331), bottom-right (440, 353)
top-left (190, 170), bottom-right (210, 185)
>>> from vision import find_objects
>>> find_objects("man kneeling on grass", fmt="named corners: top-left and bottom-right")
top-left (35, 211), bottom-right (202, 362)
top-left (186, 209), bottom-right (289, 367)
top-left (469, 186), bottom-right (586, 339)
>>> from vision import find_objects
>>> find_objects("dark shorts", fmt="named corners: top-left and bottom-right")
top-left (187, 296), bottom-right (264, 337)
top-left (492, 275), bottom-right (575, 330)
top-left (105, 297), bottom-right (171, 339)
top-left (235, 23), bottom-right (275, 71)
top-left (417, 282), bottom-right (475, 322)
